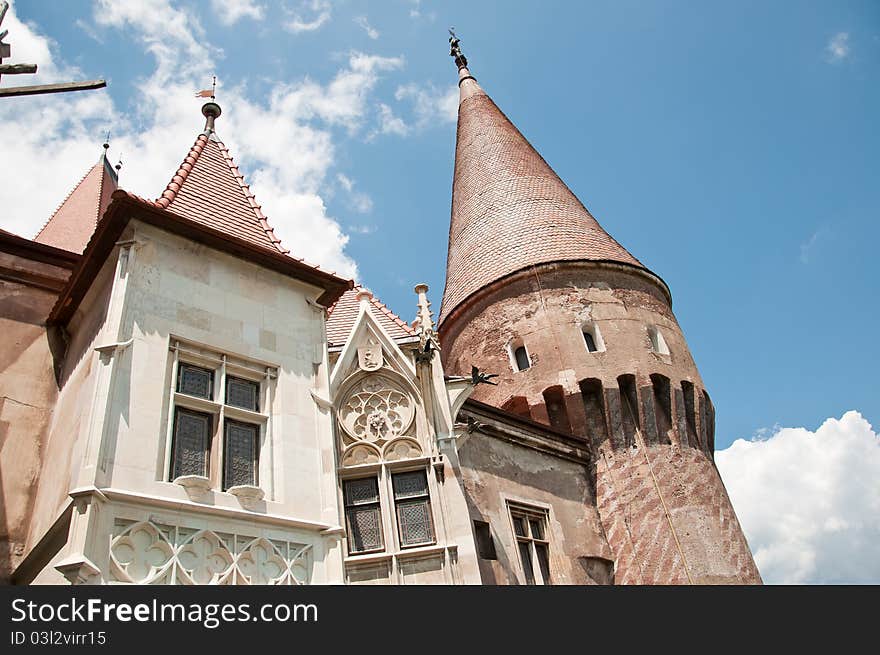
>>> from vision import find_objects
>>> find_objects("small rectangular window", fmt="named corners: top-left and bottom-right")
top-left (171, 407), bottom-right (211, 479)
top-left (223, 420), bottom-right (258, 490)
top-left (177, 364), bottom-right (213, 399)
top-left (473, 520), bottom-right (497, 560)
top-left (510, 505), bottom-right (551, 585)
top-left (226, 376), bottom-right (259, 412)
top-left (392, 470), bottom-right (435, 548)
top-left (583, 331), bottom-right (597, 352)
top-left (344, 477), bottom-right (384, 554)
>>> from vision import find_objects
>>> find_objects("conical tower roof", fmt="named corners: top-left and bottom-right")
top-left (439, 47), bottom-right (649, 325)
top-left (34, 146), bottom-right (118, 253)
top-left (155, 101), bottom-right (288, 254)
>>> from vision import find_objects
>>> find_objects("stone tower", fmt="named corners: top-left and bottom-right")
top-left (438, 41), bottom-right (761, 584)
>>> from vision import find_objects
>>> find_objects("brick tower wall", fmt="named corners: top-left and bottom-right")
top-left (440, 261), bottom-right (761, 584)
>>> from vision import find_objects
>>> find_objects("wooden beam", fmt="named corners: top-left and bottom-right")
top-left (0, 79), bottom-right (106, 98)
top-left (0, 63), bottom-right (37, 75)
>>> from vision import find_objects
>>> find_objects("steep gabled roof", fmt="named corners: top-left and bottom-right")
top-left (326, 284), bottom-right (417, 348)
top-left (155, 108), bottom-right (288, 254)
top-left (439, 63), bottom-right (651, 326)
top-left (34, 151), bottom-right (118, 253)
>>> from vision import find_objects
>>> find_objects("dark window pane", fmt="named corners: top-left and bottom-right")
top-left (473, 520), bottom-right (497, 560)
top-left (514, 346), bottom-right (530, 371)
top-left (344, 477), bottom-right (380, 505)
top-left (172, 408), bottom-right (210, 479)
top-left (226, 376), bottom-right (259, 412)
top-left (396, 499), bottom-right (434, 547)
top-left (513, 516), bottom-right (527, 537)
top-left (529, 519), bottom-right (544, 540)
top-left (223, 420), bottom-right (258, 489)
top-left (392, 470), bottom-right (429, 499)
top-left (518, 541), bottom-right (535, 585)
top-left (346, 506), bottom-right (383, 553)
top-left (535, 543), bottom-right (550, 584)
top-left (584, 331), bottom-right (597, 352)
top-left (177, 364), bottom-right (213, 399)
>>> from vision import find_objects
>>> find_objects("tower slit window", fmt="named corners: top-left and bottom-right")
top-left (514, 346), bottom-right (530, 371)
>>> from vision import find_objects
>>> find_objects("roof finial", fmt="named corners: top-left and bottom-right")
top-left (449, 27), bottom-right (468, 70)
top-left (196, 75), bottom-right (221, 134)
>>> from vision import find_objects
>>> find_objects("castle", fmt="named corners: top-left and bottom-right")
top-left (0, 41), bottom-right (761, 585)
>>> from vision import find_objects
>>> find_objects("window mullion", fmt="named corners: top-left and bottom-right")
top-left (163, 343), bottom-right (180, 481)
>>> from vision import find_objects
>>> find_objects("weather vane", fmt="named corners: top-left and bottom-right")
top-left (449, 27), bottom-right (468, 70)
top-left (195, 75), bottom-right (217, 100)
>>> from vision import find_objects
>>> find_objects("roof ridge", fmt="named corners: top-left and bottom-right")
top-left (155, 133), bottom-right (208, 209)
top-left (34, 165), bottom-right (95, 239)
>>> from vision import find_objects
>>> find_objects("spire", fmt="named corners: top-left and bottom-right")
top-left (155, 99), bottom-right (289, 254)
top-left (34, 142), bottom-right (118, 253)
top-left (438, 35), bottom-right (649, 326)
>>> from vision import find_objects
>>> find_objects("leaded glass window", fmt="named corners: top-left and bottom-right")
top-left (223, 420), bottom-right (258, 490)
top-left (226, 376), bottom-right (259, 412)
top-left (392, 470), bottom-right (434, 548)
top-left (510, 505), bottom-right (551, 585)
top-left (177, 364), bottom-right (213, 399)
top-left (344, 478), bottom-right (383, 554)
top-left (171, 408), bottom-right (211, 479)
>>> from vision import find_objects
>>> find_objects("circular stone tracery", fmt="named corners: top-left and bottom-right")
top-left (339, 376), bottom-right (414, 444)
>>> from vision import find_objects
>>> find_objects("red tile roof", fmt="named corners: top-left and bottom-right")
top-left (34, 155), bottom-right (118, 253)
top-left (155, 131), bottom-right (289, 255)
top-left (438, 66), bottom-right (649, 326)
top-left (326, 285), bottom-right (417, 348)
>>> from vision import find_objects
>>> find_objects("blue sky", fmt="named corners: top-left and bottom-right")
top-left (2, 1), bottom-right (878, 582)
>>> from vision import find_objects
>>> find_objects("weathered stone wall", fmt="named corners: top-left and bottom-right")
top-left (0, 241), bottom-right (74, 582)
top-left (456, 402), bottom-right (613, 585)
top-left (441, 261), bottom-right (761, 584)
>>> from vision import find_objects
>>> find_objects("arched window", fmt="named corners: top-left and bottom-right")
top-left (581, 322), bottom-right (605, 353)
top-left (508, 339), bottom-right (531, 372)
top-left (647, 326), bottom-right (670, 355)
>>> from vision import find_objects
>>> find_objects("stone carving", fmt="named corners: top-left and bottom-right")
top-left (341, 443), bottom-right (382, 467)
top-left (383, 437), bottom-right (423, 461)
top-left (109, 520), bottom-right (311, 585)
top-left (338, 376), bottom-right (414, 447)
top-left (357, 338), bottom-right (383, 372)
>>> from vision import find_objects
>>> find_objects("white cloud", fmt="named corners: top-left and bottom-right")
top-left (0, 1), bottom-right (409, 279)
top-left (211, 0), bottom-right (264, 25)
top-left (376, 103), bottom-right (409, 137)
top-left (284, 0), bottom-right (330, 34)
top-left (336, 174), bottom-right (373, 214)
top-left (799, 228), bottom-right (827, 264)
top-left (354, 16), bottom-right (379, 40)
top-left (395, 82), bottom-right (458, 127)
top-left (716, 411), bottom-right (880, 584)
top-left (826, 32), bottom-right (850, 63)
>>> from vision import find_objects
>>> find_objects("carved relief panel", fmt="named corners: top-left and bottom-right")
top-left (337, 374), bottom-right (422, 467)
top-left (108, 519), bottom-right (312, 585)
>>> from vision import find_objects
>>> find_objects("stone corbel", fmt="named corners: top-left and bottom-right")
top-left (310, 389), bottom-right (333, 410)
top-left (93, 337), bottom-right (134, 357)
top-left (55, 553), bottom-right (101, 585)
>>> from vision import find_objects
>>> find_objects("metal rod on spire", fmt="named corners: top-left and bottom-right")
top-left (449, 27), bottom-right (468, 70)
